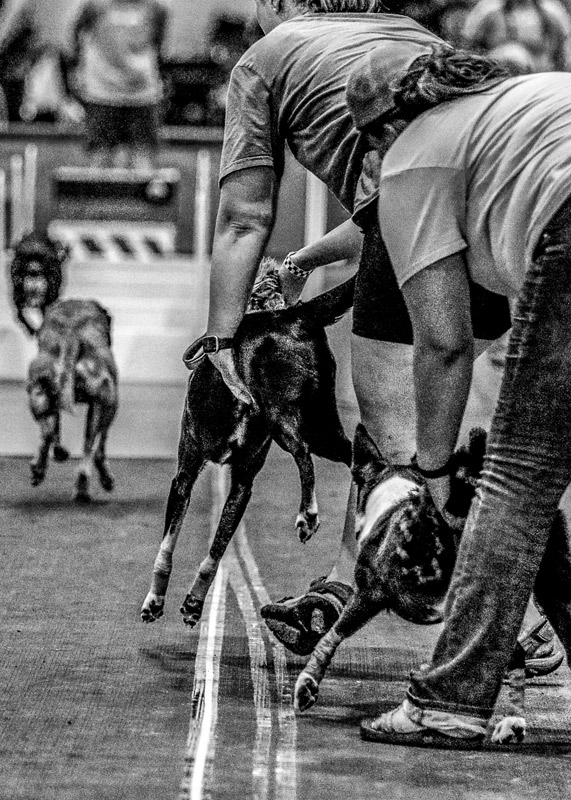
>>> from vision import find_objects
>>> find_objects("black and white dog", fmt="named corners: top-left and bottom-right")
top-left (141, 261), bottom-right (354, 627)
top-left (10, 232), bottom-right (69, 335)
top-left (294, 424), bottom-right (529, 744)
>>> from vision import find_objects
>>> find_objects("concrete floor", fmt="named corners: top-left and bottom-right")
top-left (3, 289), bottom-right (571, 799)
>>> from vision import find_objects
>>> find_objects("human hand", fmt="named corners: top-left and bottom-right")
top-left (277, 262), bottom-right (310, 305)
top-left (426, 475), bottom-right (465, 531)
top-left (208, 348), bottom-right (257, 408)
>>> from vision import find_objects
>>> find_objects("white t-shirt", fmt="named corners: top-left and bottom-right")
top-left (378, 73), bottom-right (571, 297)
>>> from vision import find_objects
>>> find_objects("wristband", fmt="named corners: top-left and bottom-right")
top-left (183, 334), bottom-right (234, 370)
top-left (411, 453), bottom-right (454, 479)
top-left (283, 252), bottom-right (312, 278)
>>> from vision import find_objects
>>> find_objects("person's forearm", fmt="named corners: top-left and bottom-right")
top-left (206, 223), bottom-right (271, 338)
top-left (289, 218), bottom-right (363, 271)
top-left (413, 340), bottom-right (474, 469)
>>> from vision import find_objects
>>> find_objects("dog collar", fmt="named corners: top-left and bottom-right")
top-left (183, 334), bottom-right (234, 370)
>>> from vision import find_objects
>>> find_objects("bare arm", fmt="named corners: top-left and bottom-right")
top-left (204, 166), bottom-right (277, 404)
top-left (207, 166), bottom-right (277, 336)
top-left (401, 253), bottom-right (474, 513)
top-left (277, 218), bottom-right (363, 303)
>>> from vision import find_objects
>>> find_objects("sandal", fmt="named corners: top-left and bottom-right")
top-left (520, 618), bottom-right (564, 678)
top-left (360, 701), bottom-right (487, 751)
top-left (260, 576), bottom-right (353, 655)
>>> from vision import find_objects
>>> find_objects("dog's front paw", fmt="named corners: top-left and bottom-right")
top-left (94, 455), bottom-right (114, 492)
top-left (30, 461), bottom-right (46, 486)
top-left (180, 594), bottom-right (204, 627)
top-left (53, 445), bottom-right (69, 462)
top-left (491, 716), bottom-right (526, 744)
top-left (294, 672), bottom-right (320, 712)
top-left (296, 513), bottom-right (320, 543)
top-left (141, 593), bottom-right (165, 623)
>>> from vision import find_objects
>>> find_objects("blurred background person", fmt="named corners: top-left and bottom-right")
top-left (0, 0), bottom-right (37, 121)
top-left (462, 0), bottom-right (571, 72)
top-left (68, 0), bottom-right (169, 170)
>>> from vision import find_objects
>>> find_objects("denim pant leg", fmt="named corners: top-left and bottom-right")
top-left (408, 200), bottom-right (571, 719)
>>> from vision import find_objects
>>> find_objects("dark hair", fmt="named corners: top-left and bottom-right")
top-left (394, 45), bottom-right (510, 119)
top-left (361, 46), bottom-right (510, 161)
top-left (293, 0), bottom-right (386, 11)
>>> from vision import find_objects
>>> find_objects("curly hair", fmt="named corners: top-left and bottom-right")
top-left (362, 45), bottom-right (510, 159)
top-left (292, 0), bottom-right (386, 12)
top-left (394, 45), bottom-right (510, 119)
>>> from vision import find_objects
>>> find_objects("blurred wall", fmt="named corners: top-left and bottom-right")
top-left (32, 0), bottom-right (256, 58)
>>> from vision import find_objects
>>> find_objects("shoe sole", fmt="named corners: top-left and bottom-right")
top-left (360, 719), bottom-right (484, 750)
top-left (525, 651), bottom-right (564, 678)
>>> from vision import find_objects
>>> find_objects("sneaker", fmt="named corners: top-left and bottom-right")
top-left (520, 619), bottom-right (564, 678)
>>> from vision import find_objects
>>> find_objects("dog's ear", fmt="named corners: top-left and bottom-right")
top-left (351, 423), bottom-right (390, 486)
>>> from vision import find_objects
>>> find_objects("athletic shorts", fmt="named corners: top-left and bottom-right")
top-left (352, 204), bottom-right (512, 344)
top-left (83, 102), bottom-right (160, 151)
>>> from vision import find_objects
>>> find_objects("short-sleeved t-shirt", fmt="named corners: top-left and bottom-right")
top-left (378, 73), bottom-right (571, 297)
top-left (220, 13), bottom-right (441, 217)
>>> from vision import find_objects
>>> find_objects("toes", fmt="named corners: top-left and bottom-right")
top-left (296, 514), bottom-right (320, 543)
top-left (294, 672), bottom-right (319, 712)
top-left (180, 594), bottom-right (204, 627)
top-left (141, 595), bottom-right (165, 623)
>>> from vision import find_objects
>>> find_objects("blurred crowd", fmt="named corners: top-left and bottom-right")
top-left (0, 0), bottom-right (569, 129)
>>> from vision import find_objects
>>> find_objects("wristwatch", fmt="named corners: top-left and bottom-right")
top-left (183, 334), bottom-right (234, 370)
top-left (201, 335), bottom-right (234, 353)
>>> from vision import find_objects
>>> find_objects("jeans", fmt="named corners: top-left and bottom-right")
top-left (407, 195), bottom-right (571, 719)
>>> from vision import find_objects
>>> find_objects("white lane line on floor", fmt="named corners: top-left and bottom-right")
top-left (228, 552), bottom-right (272, 800)
top-left (178, 465), bottom-right (229, 800)
top-left (179, 564), bottom-right (228, 800)
top-left (235, 525), bottom-right (298, 800)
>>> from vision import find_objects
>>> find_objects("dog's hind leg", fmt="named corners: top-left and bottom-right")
top-left (274, 426), bottom-right (319, 542)
top-left (30, 413), bottom-right (58, 486)
top-left (93, 398), bottom-right (117, 492)
top-left (141, 460), bottom-right (202, 623)
top-left (74, 402), bottom-right (103, 502)
top-left (52, 415), bottom-right (69, 462)
top-left (295, 591), bottom-right (385, 712)
top-left (180, 442), bottom-right (271, 627)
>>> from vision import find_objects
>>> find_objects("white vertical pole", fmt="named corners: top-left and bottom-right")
top-left (194, 148), bottom-right (211, 265)
top-left (303, 170), bottom-right (328, 296)
top-left (23, 144), bottom-right (38, 234)
top-left (0, 169), bottom-right (6, 258)
top-left (10, 154), bottom-right (23, 246)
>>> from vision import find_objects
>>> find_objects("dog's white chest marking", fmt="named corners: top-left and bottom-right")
top-left (357, 475), bottom-right (419, 548)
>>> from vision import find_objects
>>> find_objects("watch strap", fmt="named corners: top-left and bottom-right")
top-left (183, 334), bottom-right (234, 370)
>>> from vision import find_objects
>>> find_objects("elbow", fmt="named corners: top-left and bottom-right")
top-left (417, 332), bottom-right (474, 366)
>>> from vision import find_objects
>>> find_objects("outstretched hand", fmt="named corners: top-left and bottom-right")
top-left (208, 348), bottom-right (256, 408)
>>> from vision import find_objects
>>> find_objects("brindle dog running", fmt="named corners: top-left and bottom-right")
top-left (27, 298), bottom-right (118, 502)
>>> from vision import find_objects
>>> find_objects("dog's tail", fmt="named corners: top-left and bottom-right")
top-left (56, 335), bottom-right (80, 414)
top-left (297, 274), bottom-right (356, 327)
